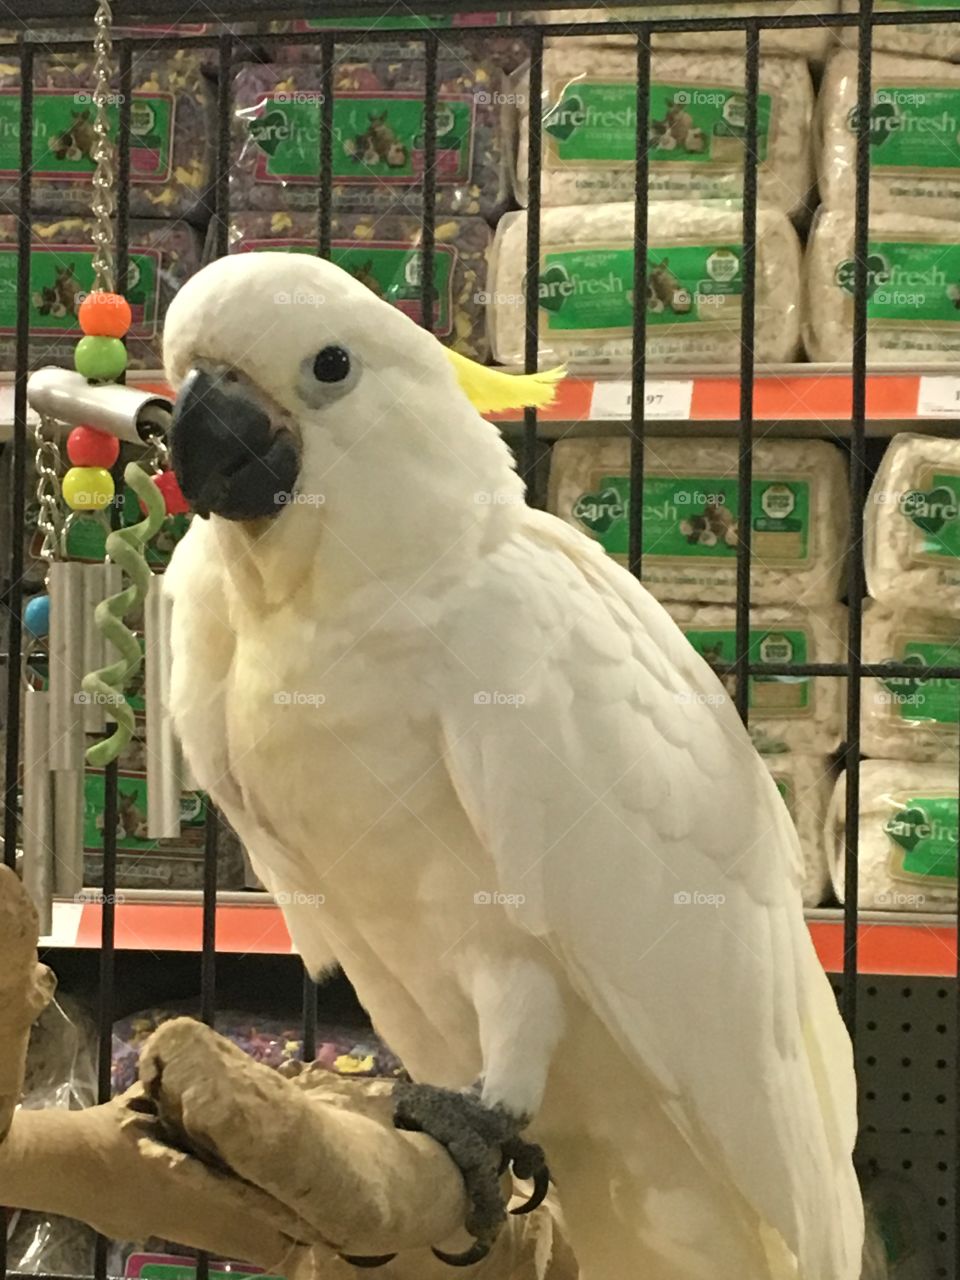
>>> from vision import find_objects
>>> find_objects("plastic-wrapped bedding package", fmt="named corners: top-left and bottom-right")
top-left (268, 15), bottom-right (528, 72)
top-left (232, 46), bottom-right (510, 219)
top-left (111, 1007), bottom-right (403, 1095)
top-left (666, 602), bottom-right (848, 755)
top-left (82, 738), bottom-right (247, 891)
top-left (865, 433), bottom-right (960, 618)
top-left (0, 216), bottom-right (201, 371)
top-left (548, 436), bottom-right (849, 605)
top-left (8, 998), bottom-right (98, 1277)
top-left (516, 2), bottom-right (838, 62)
top-left (819, 50), bottom-right (960, 219)
top-left (862, 602), bottom-right (960, 763)
top-left (512, 48), bottom-right (815, 214)
top-left (837, 0), bottom-right (960, 61)
top-left (489, 202), bottom-right (802, 370)
top-left (803, 209), bottom-right (960, 364)
top-left (0, 52), bottom-right (213, 222)
top-left (224, 211), bottom-right (493, 360)
top-left (763, 753), bottom-right (835, 907)
top-left (827, 760), bottom-right (960, 910)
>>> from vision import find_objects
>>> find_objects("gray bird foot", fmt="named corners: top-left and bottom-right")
top-left (388, 1081), bottom-right (549, 1267)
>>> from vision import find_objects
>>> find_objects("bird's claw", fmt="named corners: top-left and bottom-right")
top-left (391, 1081), bottom-right (550, 1267)
top-left (339, 1255), bottom-right (398, 1269)
top-left (500, 1135), bottom-right (550, 1215)
top-left (431, 1242), bottom-right (493, 1267)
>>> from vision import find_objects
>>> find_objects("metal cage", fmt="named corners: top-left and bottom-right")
top-left (2, 1), bottom-right (959, 1277)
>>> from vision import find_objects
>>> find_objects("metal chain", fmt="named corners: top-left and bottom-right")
top-left (32, 415), bottom-right (64, 568)
top-left (90, 0), bottom-right (116, 295)
top-left (141, 429), bottom-right (169, 475)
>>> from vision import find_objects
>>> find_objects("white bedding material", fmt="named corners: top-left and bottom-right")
top-left (803, 208), bottom-right (960, 364)
top-left (518, 3), bottom-right (838, 62)
top-left (512, 47), bottom-right (814, 213)
top-left (548, 435), bottom-right (849, 605)
top-left (819, 50), bottom-right (960, 219)
top-left (862, 602), bottom-right (960, 762)
top-left (667, 602), bottom-right (847, 755)
top-left (865, 433), bottom-right (960, 618)
top-left (828, 760), bottom-right (959, 910)
top-left (838, 0), bottom-right (960, 61)
top-left (764, 753), bottom-right (835, 906)
top-left (489, 201), bottom-right (802, 370)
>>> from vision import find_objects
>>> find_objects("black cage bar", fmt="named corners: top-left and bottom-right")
top-left (3, 2), bottom-right (960, 1278)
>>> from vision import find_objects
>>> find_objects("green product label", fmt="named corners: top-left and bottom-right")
top-left (543, 79), bottom-right (771, 167)
top-left (683, 626), bottom-right (811, 713)
top-left (850, 86), bottom-right (960, 171)
top-left (835, 241), bottom-right (960, 325)
top-left (899, 471), bottom-right (960, 558)
top-left (773, 774), bottom-right (794, 815)
top-left (62, 486), bottom-right (188, 566)
top-left (240, 238), bottom-right (455, 337)
top-left (884, 795), bottom-right (958, 879)
top-left (128, 1260), bottom-right (279, 1280)
top-left (0, 91), bottom-right (173, 181)
top-left (879, 640), bottom-right (960, 725)
top-left (539, 243), bottom-right (742, 332)
top-left (571, 473), bottom-right (810, 563)
top-left (248, 94), bottom-right (474, 184)
top-left (0, 246), bottom-right (160, 338)
top-left (84, 771), bottom-right (206, 854)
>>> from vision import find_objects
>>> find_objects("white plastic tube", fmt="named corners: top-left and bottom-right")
top-left (47, 560), bottom-right (86, 773)
top-left (53, 770), bottom-right (85, 898)
top-left (146, 574), bottom-right (183, 839)
top-left (21, 688), bottom-right (54, 933)
top-left (27, 367), bottom-right (171, 445)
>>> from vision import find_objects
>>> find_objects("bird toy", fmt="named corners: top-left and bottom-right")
top-left (19, 0), bottom-right (189, 924)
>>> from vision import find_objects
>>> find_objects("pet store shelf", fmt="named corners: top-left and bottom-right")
top-left (494, 367), bottom-right (960, 438)
top-left (38, 895), bottom-right (959, 975)
top-left (40, 892), bottom-right (297, 955)
top-left (5, 368), bottom-right (960, 442)
top-left (807, 910), bottom-right (958, 979)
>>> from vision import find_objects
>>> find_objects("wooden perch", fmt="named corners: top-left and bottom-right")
top-left (0, 865), bottom-right (578, 1280)
top-left (0, 865), bottom-right (56, 1140)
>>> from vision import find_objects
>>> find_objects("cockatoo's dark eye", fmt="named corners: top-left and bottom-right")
top-left (313, 345), bottom-right (351, 383)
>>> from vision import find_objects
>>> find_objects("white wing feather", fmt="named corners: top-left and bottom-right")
top-left (438, 510), bottom-right (862, 1280)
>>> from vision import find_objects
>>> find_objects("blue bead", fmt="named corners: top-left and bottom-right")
top-left (24, 594), bottom-right (50, 637)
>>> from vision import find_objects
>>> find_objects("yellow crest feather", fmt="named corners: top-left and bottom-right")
top-left (445, 349), bottom-right (565, 413)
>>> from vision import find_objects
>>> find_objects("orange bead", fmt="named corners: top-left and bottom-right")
top-left (78, 291), bottom-right (132, 339)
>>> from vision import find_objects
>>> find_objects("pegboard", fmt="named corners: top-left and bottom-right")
top-left (832, 976), bottom-right (957, 1277)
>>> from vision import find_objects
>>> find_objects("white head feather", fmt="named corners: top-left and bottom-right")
top-left (163, 253), bottom-right (528, 593)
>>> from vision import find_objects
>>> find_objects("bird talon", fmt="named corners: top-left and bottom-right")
top-left (510, 1162), bottom-right (550, 1216)
top-left (431, 1241), bottom-right (492, 1267)
top-left (339, 1254), bottom-right (398, 1268)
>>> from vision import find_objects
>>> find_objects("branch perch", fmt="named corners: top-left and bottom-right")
top-left (0, 866), bottom-right (578, 1280)
top-left (0, 865), bottom-right (56, 1139)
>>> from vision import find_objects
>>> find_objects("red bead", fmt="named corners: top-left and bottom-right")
top-left (66, 425), bottom-right (120, 468)
top-left (154, 470), bottom-right (190, 516)
top-left (78, 291), bottom-right (133, 339)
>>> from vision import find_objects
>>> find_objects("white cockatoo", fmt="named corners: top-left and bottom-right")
top-left (162, 252), bottom-right (865, 1280)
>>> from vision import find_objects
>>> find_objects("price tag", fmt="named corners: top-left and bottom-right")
top-left (917, 375), bottom-right (960, 417)
top-left (590, 379), bottom-right (694, 421)
top-left (39, 900), bottom-right (83, 948)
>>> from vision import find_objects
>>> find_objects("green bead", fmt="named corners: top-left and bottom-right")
top-left (74, 335), bottom-right (127, 381)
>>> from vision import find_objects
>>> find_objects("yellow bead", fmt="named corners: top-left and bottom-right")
top-left (62, 466), bottom-right (115, 511)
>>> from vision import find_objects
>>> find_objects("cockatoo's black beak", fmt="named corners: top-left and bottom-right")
top-left (170, 367), bottom-right (300, 521)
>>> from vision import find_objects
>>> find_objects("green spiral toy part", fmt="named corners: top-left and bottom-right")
top-left (83, 461), bottom-right (166, 767)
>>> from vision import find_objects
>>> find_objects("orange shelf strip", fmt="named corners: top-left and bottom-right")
top-left (38, 902), bottom-right (959, 977)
